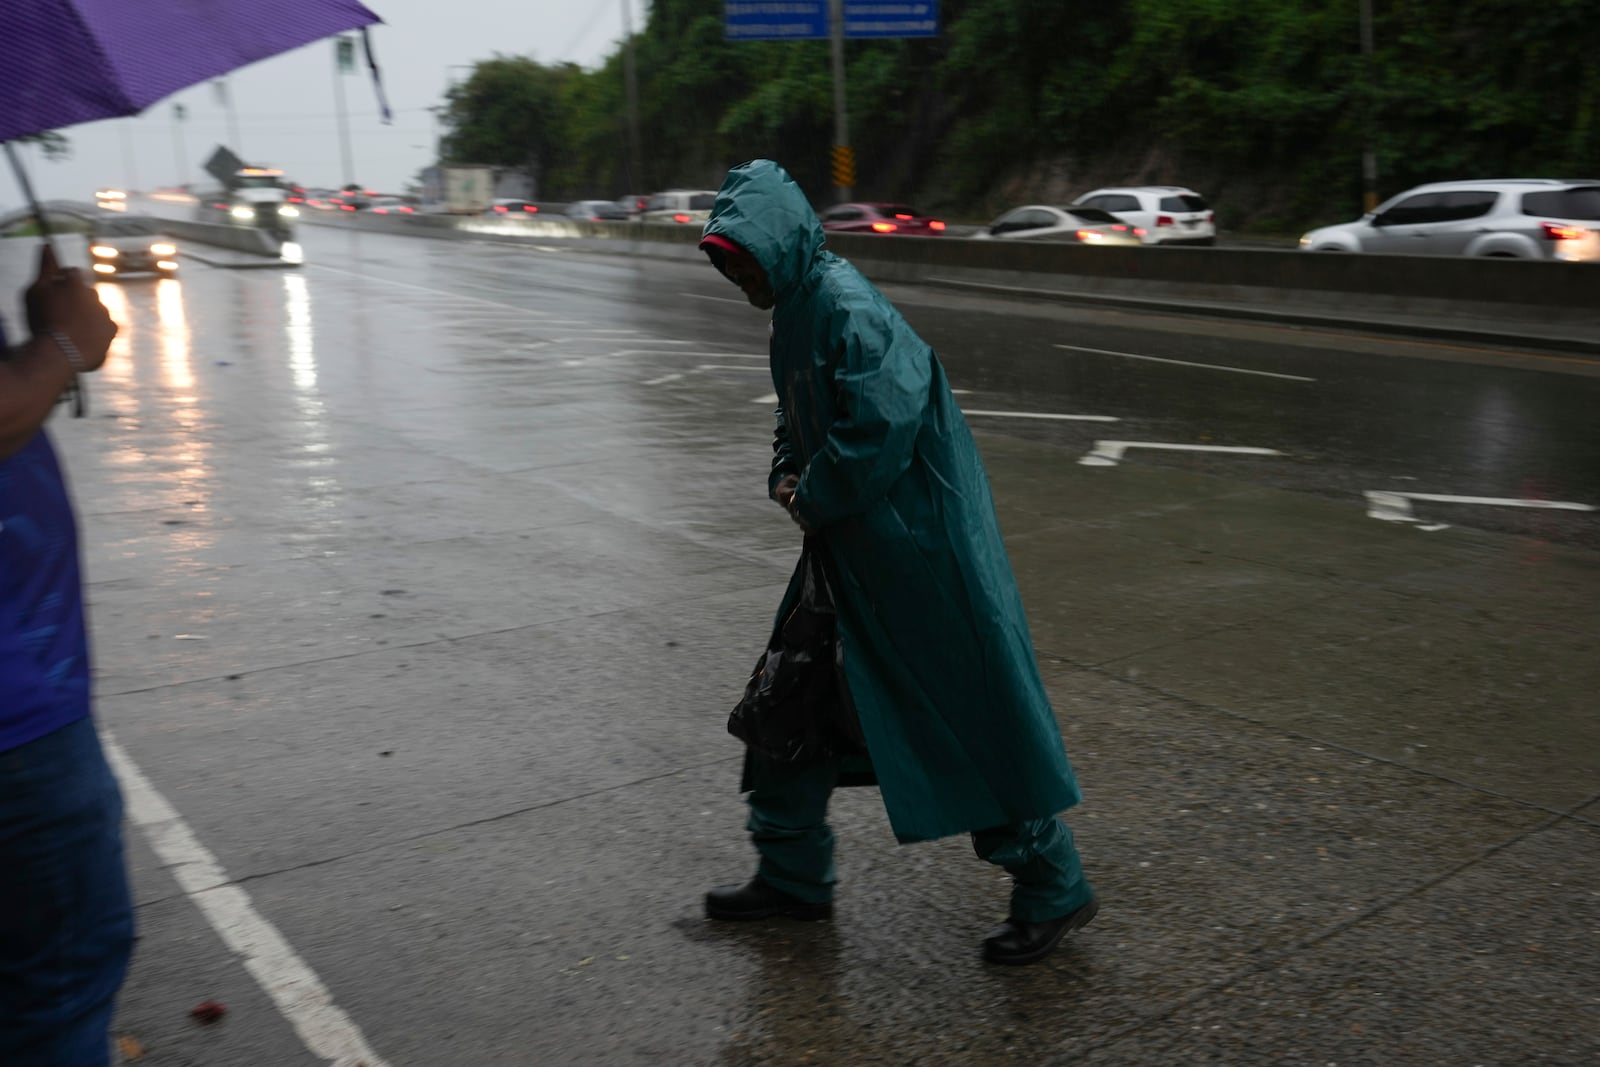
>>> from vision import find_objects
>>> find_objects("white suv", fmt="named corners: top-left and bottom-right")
top-left (1070, 186), bottom-right (1215, 245)
top-left (1298, 179), bottom-right (1600, 262)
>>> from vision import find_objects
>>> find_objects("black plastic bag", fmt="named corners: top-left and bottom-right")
top-left (728, 539), bottom-right (865, 763)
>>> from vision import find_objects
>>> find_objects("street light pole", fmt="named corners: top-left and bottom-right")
top-left (829, 0), bottom-right (853, 202)
top-left (622, 0), bottom-right (642, 192)
top-left (1359, 0), bottom-right (1378, 212)
top-left (333, 37), bottom-right (356, 187)
top-left (171, 102), bottom-right (189, 188)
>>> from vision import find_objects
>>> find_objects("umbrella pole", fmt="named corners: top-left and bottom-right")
top-left (3, 141), bottom-right (84, 417)
top-left (4, 141), bottom-right (56, 245)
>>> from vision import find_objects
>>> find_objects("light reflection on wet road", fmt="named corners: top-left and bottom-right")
top-left (1, 228), bottom-right (1597, 1065)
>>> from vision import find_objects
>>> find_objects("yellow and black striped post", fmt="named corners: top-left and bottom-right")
top-left (831, 145), bottom-right (855, 198)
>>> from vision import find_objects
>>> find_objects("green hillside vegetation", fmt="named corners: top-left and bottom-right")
top-left (440, 0), bottom-right (1600, 234)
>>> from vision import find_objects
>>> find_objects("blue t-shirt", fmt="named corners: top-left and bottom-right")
top-left (0, 316), bottom-right (90, 752)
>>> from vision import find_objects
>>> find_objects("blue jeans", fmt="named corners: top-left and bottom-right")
top-left (0, 717), bottom-right (135, 1067)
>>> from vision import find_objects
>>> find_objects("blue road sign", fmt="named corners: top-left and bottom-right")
top-left (725, 2), bottom-right (828, 41)
top-left (840, 2), bottom-right (939, 38)
top-left (724, 2), bottom-right (939, 41)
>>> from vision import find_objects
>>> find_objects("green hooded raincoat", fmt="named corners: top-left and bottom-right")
top-left (704, 160), bottom-right (1082, 844)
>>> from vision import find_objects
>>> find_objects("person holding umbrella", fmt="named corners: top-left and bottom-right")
top-left (0, 248), bottom-right (127, 1065)
top-left (3, 2), bottom-right (384, 1060)
top-left (699, 160), bottom-right (1098, 966)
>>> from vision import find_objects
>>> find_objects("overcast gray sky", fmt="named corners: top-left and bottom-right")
top-left (3, 1), bottom-right (638, 210)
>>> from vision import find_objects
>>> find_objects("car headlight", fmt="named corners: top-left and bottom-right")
top-left (1298, 235), bottom-right (1312, 247)
top-left (150, 243), bottom-right (176, 256)
top-left (91, 245), bottom-right (118, 258)
top-left (230, 206), bottom-right (256, 220)
top-left (278, 205), bottom-right (300, 217)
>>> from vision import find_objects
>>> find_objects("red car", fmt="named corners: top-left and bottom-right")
top-left (818, 202), bottom-right (947, 236)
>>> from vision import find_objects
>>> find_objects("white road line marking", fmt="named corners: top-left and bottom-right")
top-left (1080, 441), bottom-right (1285, 467)
top-left (102, 734), bottom-right (389, 1067)
top-left (963, 409), bottom-right (1119, 422)
top-left (1364, 490), bottom-right (1597, 530)
top-left (643, 373), bottom-right (684, 386)
top-left (753, 393), bottom-right (779, 404)
top-left (681, 292), bottom-right (748, 305)
top-left (950, 389), bottom-right (974, 395)
top-left (307, 262), bottom-right (548, 318)
top-left (1054, 343), bottom-right (1316, 382)
top-left (698, 364), bottom-right (769, 372)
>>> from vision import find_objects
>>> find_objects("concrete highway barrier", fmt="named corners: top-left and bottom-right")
top-left (302, 210), bottom-right (1599, 340)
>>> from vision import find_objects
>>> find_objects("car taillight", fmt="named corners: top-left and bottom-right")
top-left (1112, 224), bottom-right (1128, 231)
top-left (374, 208), bottom-right (387, 214)
top-left (871, 222), bottom-right (897, 233)
top-left (288, 196), bottom-right (303, 203)
top-left (1205, 212), bottom-right (1215, 223)
top-left (1542, 221), bottom-right (1586, 240)
top-left (929, 220), bottom-right (946, 231)
top-left (401, 206), bottom-right (414, 213)
top-left (1134, 227), bottom-right (1148, 237)
top-left (1156, 215), bottom-right (1175, 226)
top-left (673, 213), bottom-right (690, 223)
top-left (341, 204), bottom-right (355, 211)
top-left (894, 213), bottom-right (913, 221)
top-left (523, 205), bottom-right (537, 212)
top-left (494, 205), bottom-right (508, 212)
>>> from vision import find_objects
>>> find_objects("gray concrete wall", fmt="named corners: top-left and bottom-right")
top-left (302, 212), bottom-right (1600, 329)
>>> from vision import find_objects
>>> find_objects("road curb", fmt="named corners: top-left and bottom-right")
top-left (179, 248), bottom-right (298, 270)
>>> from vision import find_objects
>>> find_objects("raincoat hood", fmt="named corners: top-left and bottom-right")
top-left (701, 160), bottom-right (826, 303)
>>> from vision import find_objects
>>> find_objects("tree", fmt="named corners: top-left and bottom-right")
top-left (17, 131), bottom-right (71, 161)
top-left (441, 57), bottom-right (576, 197)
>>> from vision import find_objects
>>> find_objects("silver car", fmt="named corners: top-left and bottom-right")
top-left (978, 204), bottom-right (1143, 245)
top-left (1298, 179), bottom-right (1600, 262)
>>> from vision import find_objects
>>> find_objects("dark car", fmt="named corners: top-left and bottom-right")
top-left (818, 202), bottom-right (947, 236)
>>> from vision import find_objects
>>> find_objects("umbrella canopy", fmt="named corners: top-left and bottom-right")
top-left (1, 0), bottom-right (381, 142)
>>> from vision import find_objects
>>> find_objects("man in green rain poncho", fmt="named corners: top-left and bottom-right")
top-left (699, 160), bottom-right (1098, 966)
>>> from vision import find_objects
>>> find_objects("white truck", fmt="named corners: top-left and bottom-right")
top-left (443, 164), bottom-right (496, 215)
top-left (195, 147), bottom-right (296, 238)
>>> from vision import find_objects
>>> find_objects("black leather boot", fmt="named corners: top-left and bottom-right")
top-left (705, 876), bottom-right (833, 921)
top-left (982, 897), bottom-right (1099, 965)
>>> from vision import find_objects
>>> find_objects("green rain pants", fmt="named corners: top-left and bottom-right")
top-left (746, 753), bottom-right (1094, 923)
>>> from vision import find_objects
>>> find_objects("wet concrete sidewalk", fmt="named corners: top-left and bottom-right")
top-left (15, 235), bottom-right (1593, 1064)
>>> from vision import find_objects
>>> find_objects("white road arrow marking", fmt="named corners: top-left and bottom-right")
top-left (1364, 491), bottom-right (1596, 532)
top-left (1080, 441), bottom-right (1285, 467)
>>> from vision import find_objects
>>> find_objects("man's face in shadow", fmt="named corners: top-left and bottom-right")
top-left (723, 249), bottom-right (775, 310)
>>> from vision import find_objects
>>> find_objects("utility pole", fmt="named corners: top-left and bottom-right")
top-left (829, 0), bottom-right (853, 202)
top-left (333, 37), bottom-right (356, 187)
top-left (1359, 0), bottom-right (1378, 212)
top-left (622, 0), bottom-right (642, 192)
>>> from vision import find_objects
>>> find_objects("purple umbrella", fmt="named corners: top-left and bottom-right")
top-left (2, 0), bottom-right (384, 415)
top-left (1, 0), bottom-right (382, 142)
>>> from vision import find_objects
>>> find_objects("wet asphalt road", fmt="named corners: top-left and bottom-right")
top-left (290, 226), bottom-right (1600, 545)
top-left (2, 228), bottom-right (1597, 1065)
